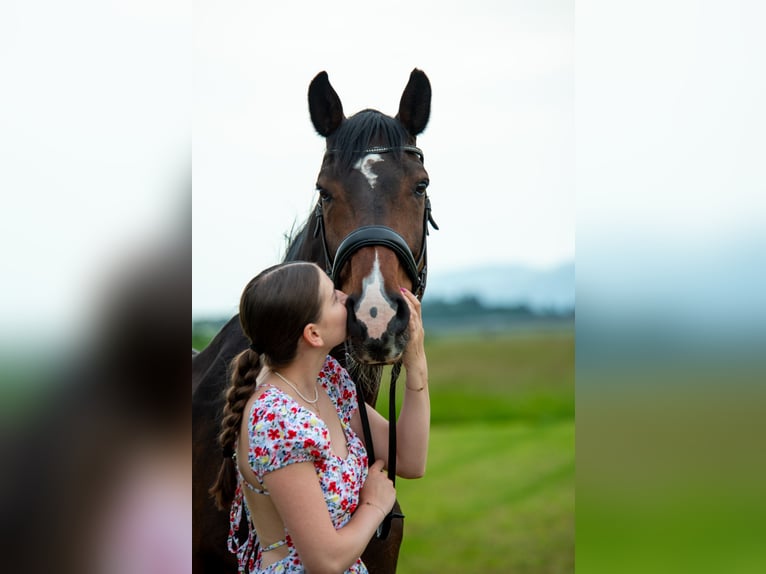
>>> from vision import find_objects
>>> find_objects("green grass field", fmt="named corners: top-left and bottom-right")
top-left (379, 331), bottom-right (574, 573)
top-left (194, 327), bottom-right (574, 573)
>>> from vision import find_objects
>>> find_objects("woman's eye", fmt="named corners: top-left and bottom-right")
top-left (415, 180), bottom-right (429, 196)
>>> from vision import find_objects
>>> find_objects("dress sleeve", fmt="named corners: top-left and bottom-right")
top-left (248, 394), bottom-right (327, 481)
top-left (321, 355), bottom-right (360, 426)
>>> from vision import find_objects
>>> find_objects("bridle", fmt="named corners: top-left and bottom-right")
top-left (312, 145), bottom-right (439, 298)
top-left (313, 144), bottom-right (438, 539)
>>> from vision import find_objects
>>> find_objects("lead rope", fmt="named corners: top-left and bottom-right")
top-left (377, 362), bottom-right (404, 539)
top-left (354, 359), bottom-right (404, 540)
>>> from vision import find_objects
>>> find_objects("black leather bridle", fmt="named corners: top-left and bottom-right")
top-left (313, 144), bottom-right (438, 538)
top-left (312, 145), bottom-right (438, 298)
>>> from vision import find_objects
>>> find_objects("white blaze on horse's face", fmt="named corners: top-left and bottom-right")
top-left (354, 154), bottom-right (384, 189)
top-left (355, 250), bottom-right (397, 340)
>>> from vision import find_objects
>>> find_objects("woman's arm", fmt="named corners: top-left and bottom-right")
top-left (264, 459), bottom-right (394, 574)
top-left (351, 288), bottom-right (430, 478)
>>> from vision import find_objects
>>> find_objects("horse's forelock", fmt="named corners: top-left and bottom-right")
top-left (328, 110), bottom-right (411, 172)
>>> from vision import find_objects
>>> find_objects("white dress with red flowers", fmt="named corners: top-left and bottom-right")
top-left (228, 355), bottom-right (369, 573)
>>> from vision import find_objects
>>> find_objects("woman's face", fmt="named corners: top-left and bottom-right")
top-left (315, 267), bottom-right (349, 348)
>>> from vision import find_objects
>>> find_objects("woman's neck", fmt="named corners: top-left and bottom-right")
top-left (272, 349), bottom-right (327, 396)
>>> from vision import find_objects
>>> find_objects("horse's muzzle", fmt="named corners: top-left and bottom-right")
top-left (346, 292), bottom-right (409, 364)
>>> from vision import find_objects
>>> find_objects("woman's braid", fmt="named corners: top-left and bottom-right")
top-left (209, 349), bottom-right (261, 510)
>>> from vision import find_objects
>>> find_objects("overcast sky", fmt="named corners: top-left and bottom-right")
top-left (2, 1), bottom-right (762, 340)
top-left (1, 0), bottom-right (190, 344)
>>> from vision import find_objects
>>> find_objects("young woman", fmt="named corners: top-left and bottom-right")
top-left (209, 261), bottom-right (430, 573)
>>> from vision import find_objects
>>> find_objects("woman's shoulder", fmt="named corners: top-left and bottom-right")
top-left (251, 384), bottom-right (289, 415)
top-left (249, 385), bottom-right (313, 432)
top-left (319, 355), bottom-right (354, 390)
top-left (247, 386), bottom-right (328, 477)
top-left (248, 387), bottom-right (326, 445)
top-left (321, 354), bottom-right (344, 374)
top-left (319, 355), bottom-right (358, 421)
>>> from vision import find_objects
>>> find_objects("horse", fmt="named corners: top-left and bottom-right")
top-left (193, 68), bottom-right (435, 573)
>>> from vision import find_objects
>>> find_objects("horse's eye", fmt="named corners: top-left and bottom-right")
top-left (415, 180), bottom-right (429, 196)
top-left (317, 186), bottom-right (332, 202)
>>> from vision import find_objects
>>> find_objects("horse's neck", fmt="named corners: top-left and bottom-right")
top-left (284, 214), bottom-right (325, 267)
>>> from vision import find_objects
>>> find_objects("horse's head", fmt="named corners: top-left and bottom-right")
top-left (308, 69), bottom-right (434, 365)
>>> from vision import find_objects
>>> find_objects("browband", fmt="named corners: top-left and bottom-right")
top-left (325, 145), bottom-right (424, 163)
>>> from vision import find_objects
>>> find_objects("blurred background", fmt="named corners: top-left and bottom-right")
top-left (577, 3), bottom-right (766, 573)
top-left (2, 0), bottom-right (764, 573)
top-left (1, 0), bottom-right (191, 572)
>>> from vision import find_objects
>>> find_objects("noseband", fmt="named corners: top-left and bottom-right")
top-left (312, 145), bottom-right (439, 298)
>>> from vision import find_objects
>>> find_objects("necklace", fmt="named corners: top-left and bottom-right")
top-left (273, 371), bottom-right (319, 405)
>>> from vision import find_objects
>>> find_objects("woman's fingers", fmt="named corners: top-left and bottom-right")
top-left (400, 287), bottom-right (421, 313)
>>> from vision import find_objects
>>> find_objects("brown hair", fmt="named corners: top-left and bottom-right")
top-left (209, 262), bottom-right (323, 510)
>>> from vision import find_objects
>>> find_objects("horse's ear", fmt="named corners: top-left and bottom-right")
top-left (308, 71), bottom-right (345, 137)
top-left (397, 68), bottom-right (431, 136)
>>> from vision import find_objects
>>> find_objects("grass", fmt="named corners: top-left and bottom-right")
top-left (380, 331), bottom-right (575, 573)
top-left (376, 330), bottom-right (575, 425)
top-left (397, 420), bottom-right (574, 573)
top-left (193, 327), bottom-right (575, 573)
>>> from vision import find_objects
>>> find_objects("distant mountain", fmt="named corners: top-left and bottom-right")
top-left (423, 261), bottom-right (574, 312)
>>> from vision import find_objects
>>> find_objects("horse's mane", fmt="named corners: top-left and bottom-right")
top-left (283, 219), bottom-right (308, 262)
top-left (329, 109), bottom-right (411, 172)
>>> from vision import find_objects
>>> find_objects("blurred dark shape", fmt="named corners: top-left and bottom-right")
top-left (0, 236), bottom-right (190, 573)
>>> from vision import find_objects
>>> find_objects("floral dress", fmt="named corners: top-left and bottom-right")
top-left (228, 356), bottom-right (369, 573)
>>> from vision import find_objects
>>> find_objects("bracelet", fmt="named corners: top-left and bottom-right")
top-left (364, 501), bottom-right (387, 519)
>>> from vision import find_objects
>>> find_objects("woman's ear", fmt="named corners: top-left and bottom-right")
top-left (302, 323), bottom-right (324, 348)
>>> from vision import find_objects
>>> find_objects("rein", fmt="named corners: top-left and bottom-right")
top-left (352, 360), bottom-right (404, 539)
top-left (321, 145), bottom-right (436, 539)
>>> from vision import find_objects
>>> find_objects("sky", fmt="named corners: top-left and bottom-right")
top-left (0, 0), bottom-right (190, 344)
top-left (2, 0), bottom-right (762, 339)
top-left (192, 0), bottom-right (575, 318)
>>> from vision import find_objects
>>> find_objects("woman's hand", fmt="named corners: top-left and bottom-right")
top-left (400, 287), bottom-right (425, 371)
top-left (360, 459), bottom-right (396, 514)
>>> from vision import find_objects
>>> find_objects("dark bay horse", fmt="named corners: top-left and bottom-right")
top-left (193, 69), bottom-right (435, 573)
